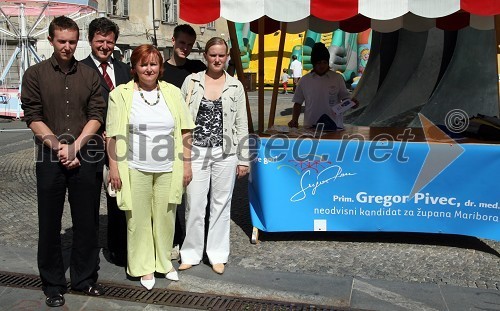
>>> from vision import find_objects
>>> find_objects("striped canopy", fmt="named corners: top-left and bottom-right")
top-left (180, 0), bottom-right (500, 32)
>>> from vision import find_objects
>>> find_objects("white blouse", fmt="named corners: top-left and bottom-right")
top-left (128, 89), bottom-right (175, 172)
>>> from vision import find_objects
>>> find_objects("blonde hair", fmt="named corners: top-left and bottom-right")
top-left (204, 37), bottom-right (229, 54)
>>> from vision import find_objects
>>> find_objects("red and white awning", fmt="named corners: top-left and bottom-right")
top-left (180, 0), bottom-right (500, 32)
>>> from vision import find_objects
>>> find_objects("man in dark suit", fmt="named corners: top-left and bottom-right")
top-left (81, 17), bottom-right (131, 266)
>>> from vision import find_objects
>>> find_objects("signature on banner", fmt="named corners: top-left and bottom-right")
top-left (290, 165), bottom-right (356, 202)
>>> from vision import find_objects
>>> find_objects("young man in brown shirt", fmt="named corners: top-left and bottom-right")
top-left (21, 16), bottom-right (106, 308)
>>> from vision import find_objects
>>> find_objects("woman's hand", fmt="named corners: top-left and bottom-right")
top-left (109, 166), bottom-right (122, 191)
top-left (106, 136), bottom-right (121, 191)
top-left (181, 130), bottom-right (193, 187)
top-left (236, 165), bottom-right (249, 179)
top-left (183, 163), bottom-right (193, 187)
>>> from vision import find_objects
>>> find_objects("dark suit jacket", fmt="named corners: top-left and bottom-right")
top-left (81, 56), bottom-right (131, 169)
top-left (81, 56), bottom-right (131, 108)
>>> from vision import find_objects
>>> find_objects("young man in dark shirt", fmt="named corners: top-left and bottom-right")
top-left (162, 24), bottom-right (206, 88)
top-left (162, 24), bottom-right (206, 260)
top-left (21, 16), bottom-right (106, 307)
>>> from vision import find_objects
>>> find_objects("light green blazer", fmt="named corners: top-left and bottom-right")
top-left (106, 80), bottom-right (195, 210)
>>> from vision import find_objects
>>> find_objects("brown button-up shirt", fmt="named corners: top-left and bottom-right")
top-left (21, 54), bottom-right (106, 144)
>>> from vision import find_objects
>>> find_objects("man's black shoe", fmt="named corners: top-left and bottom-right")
top-left (45, 294), bottom-right (65, 307)
top-left (79, 283), bottom-right (105, 296)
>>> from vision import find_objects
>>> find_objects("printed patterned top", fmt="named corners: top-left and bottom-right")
top-left (193, 97), bottom-right (223, 147)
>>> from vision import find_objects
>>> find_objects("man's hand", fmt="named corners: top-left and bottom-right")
top-left (288, 119), bottom-right (299, 128)
top-left (63, 157), bottom-right (81, 170)
top-left (236, 165), bottom-right (249, 179)
top-left (351, 97), bottom-right (360, 109)
top-left (101, 131), bottom-right (107, 147)
top-left (57, 143), bottom-right (76, 164)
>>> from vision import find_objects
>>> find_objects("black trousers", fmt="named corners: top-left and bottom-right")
top-left (36, 146), bottom-right (101, 296)
top-left (102, 148), bottom-right (127, 262)
top-left (106, 192), bottom-right (127, 260)
top-left (173, 196), bottom-right (186, 247)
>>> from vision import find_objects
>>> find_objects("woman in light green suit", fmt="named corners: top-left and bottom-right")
top-left (106, 44), bottom-right (194, 290)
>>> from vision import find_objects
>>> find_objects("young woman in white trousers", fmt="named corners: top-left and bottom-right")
top-left (179, 37), bottom-right (249, 274)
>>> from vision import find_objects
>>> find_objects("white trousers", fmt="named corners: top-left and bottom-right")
top-left (180, 146), bottom-right (237, 265)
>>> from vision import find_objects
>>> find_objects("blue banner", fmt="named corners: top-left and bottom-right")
top-left (249, 135), bottom-right (500, 241)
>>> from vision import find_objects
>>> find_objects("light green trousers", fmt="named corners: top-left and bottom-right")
top-left (126, 169), bottom-right (175, 277)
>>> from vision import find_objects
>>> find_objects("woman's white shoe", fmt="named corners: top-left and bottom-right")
top-left (166, 269), bottom-right (179, 281)
top-left (140, 276), bottom-right (155, 290)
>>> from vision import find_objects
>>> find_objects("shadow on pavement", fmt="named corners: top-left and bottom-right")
top-left (259, 231), bottom-right (500, 257)
top-left (230, 177), bottom-right (253, 239)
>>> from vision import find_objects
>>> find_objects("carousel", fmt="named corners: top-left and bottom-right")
top-left (0, 0), bottom-right (97, 118)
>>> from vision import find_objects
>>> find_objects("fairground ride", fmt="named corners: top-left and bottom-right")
top-left (0, 0), bottom-right (97, 118)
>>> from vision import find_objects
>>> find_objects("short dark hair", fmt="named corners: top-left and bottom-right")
top-left (311, 42), bottom-right (330, 65)
top-left (292, 55), bottom-right (297, 60)
top-left (173, 24), bottom-right (196, 39)
top-left (49, 16), bottom-right (79, 40)
top-left (88, 17), bottom-right (120, 42)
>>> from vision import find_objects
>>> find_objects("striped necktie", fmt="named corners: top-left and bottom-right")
top-left (100, 62), bottom-right (114, 90)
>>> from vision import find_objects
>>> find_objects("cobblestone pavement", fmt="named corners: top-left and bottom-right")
top-left (0, 141), bottom-right (499, 291)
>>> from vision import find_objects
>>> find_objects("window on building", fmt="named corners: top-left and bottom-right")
top-left (162, 0), bottom-right (177, 24)
top-left (207, 21), bottom-right (215, 30)
top-left (107, 0), bottom-right (129, 17)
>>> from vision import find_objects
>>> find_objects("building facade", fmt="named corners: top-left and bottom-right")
top-left (101, 0), bottom-right (228, 62)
